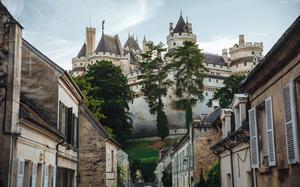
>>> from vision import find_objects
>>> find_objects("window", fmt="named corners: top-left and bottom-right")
top-left (209, 78), bottom-right (211, 82)
top-left (249, 108), bottom-right (259, 168)
top-left (216, 79), bottom-right (219, 83)
top-left (205, 92), bottom-right (208, 96)
top-left (252, 51), bottom-right (254, 55)
top-left (57, 168), bottom-right (75, 187)
top-left (173, 42), bottom-right (176, 46)
top-left (236, 64), bottom-right (238, 68)
top-left (244, 62), bottom-right (247, 66)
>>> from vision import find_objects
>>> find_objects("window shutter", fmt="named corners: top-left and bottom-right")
top-left (265, 96), bottom-right (276, 166)
top-left (52, 166), bottom-right (56, 187)
top-left (17, 159), bottom-right (24, 187)
top-left (283, 83), bottom-right (299, 164)
top-left (67, 108), bottom-right (73, 144)
top-left (234, 108), bottom-right (240, 129)
top-left (31, 162), bottom-right (37, 187)
top-left (249, 108), bottom-right (259, 168)
top-left (43, 165), bottom-right (48, 187)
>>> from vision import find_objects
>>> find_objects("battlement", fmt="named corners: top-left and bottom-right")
top-left (229, 42), bottom-right (263, 52)
top-left (86, 27), bottom-right (96, 32)
top-left (72, 56), bottom-right (86, 62)
top-left (89, 51), bottom-right (128, 59)
top-left (168, 32), bottom-right (197, 39)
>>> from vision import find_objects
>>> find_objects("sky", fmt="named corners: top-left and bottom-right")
top-left (2, 0), bottom-right (300, 70)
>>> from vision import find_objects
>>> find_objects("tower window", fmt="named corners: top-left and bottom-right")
top-left (252, 51), bottom-right (254, 55)
top-left (173, 42), bottom-right (176, 46)
top-left (209, 78), bottom-right (211, 82)
top-left (244, 62), bottom-right (247, 66)
top-left (236, 64), bottom-right (238, 68)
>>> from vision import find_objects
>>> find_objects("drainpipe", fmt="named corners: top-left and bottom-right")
top-left (55, 139), bottom-right (64, 167)
top-left (224, 145), bottom-right (234, 187)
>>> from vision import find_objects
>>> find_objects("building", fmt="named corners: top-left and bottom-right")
top-left (71, 27), bottom-right (141, 76)
top-left (70, 13), bottom-right (264, 138)
top-left (241, 16), bottom-right (300, 187)
top-left (0, 2), bottom-right (23, 186)
top-left (192, 108), bottom-right (222, 185)
top-left (156, 148), bottom-right (172, 187)
top-left (117, 149), bottom-right (130, 187)
top-left (80, 105), bottom-right (121, 187)
top-left (171, 133), bottom-right (193, 187)
top-left (20, 38), bottom-right (84, 186)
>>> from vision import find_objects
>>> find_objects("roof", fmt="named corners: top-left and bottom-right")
top-left (241, 16), bottom-right (300, 91)
top-left (203, 53), bottom-right (227, 66)
top-left (77, 43), bottom-right (86, 57)
top-left (0, 2), bottom-right (23, 28)
top-left (95, 34), bottom-right (121, 55)
top-left (124, 36), bottom-right (141, 51)
top-left (19, 96), bottom-right (64, 138)
top-left (72, 67), bottom-right (86, 72)
top-left (193, 107), bottom-right (222, 128)
top-left (229, 56), bottom-right (258, 67)
top-left (174, 15), bottom-right (188, 33)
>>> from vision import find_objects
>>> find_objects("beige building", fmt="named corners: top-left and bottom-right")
top-left (212, 94), bottom-right (252, 187)
top-left (71, 27), bottom-right (141, 76)
top-left (79, 105), bottom-right (120, 187)
top-left (241, 16), bottom-right (300, 187)
top-left (19, 38), bottom-right (84, 186)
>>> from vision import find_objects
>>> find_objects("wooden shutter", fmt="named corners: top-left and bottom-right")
top-left (17, 159), bottom-right (25, 187)
top-left (43, 165), bottom-right (48, 187)
top-left (31, 162), bottom-right (37, 187)
top-left (283, 83), bottom-right (299, 164)
top-left (265, 96), bottom-right (276, 166)
top-left (52, 166), bottom-right (56, 187)
top-left (249, 108), bottom-right (259, 168)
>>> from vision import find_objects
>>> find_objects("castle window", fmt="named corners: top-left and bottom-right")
top-left (209, 78), bottom-right (211, 82)
top-left (213, 64), bottom-right (216, 67)
top-left (244, 62), bottom-right (247, 66)
top-left (252, 51), bottom-right (254, 55)
top-left (173, 42), bottom-right (176, 46)
top-left (216, 80), bottom-right (219, 83)
top-left (74, 64), bottom-right (77, 67)
top-left (254, 62), bottom-right (256, 65)
top-left (236, 64), bottom-right (238, 68)
top-left (205, 92), bottom-right (208, 96)
top-left (80, 63), bottom-right (83, 66)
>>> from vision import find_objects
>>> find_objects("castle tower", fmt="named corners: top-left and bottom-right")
top-left (167, 12), bottom-right (197, 50)
top-left (142, 35), bottom-right (149, 52)
top-left (86, 27), bottom-right (96, 57)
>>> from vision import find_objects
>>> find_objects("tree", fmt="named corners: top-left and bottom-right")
top-left (166, 41), bottom-right (206, 128)
top-left (206, 162), bottom-right (220, 187)
top-left (73, 60), bottom-right (133, 142)
top-left (207, 74), bottom-right (246, 108)
top-left (161, 170), bottom-right (172, 187)
top-left (138, 42), bottom-right (170, 139)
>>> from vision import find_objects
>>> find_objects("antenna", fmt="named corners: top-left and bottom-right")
top-left (180, 9), bottom-right (182, 16)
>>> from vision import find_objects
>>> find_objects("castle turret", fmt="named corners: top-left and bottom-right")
top-left (222, 48), bottom-right (229, 63)
top-left (167, 12), bottom-right (197, 50)
top-left (239, 34), bottom-right (245, 47)
top-left (86, 27), bottom-right (96, 57)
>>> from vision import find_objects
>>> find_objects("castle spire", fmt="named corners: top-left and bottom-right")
top-left (180, 9), bottom-right (182, 17)
top-left (101, 20), bottom-right (105, 34)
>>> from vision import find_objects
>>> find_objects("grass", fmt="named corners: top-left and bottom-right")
top-left (123, 139), bottom-right (175, 162)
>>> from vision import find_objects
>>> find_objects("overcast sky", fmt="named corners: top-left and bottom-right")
top-left (2, 0), bottom-right (300, 70)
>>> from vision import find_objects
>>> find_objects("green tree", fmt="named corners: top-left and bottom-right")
top-left (73, 60), bottom-right (133, 142)
top-left (161, 170), bottom-right (172, 187)
top-left (206, 162), bottom-right (220, 187)
top-left (138, 42), bottom-right (170, 139)
top-left (117, 163), bottom-right (126, 187)
top-left (207, 74), bottom-right (246, 108)
top-left (166, 41), bottom-right (206, 128)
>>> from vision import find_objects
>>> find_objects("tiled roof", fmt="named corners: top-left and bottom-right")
top-left (95, 34), bottom-right (121, 55)
top-left (77, 43), bottom-right (86, 57)
top-left (124, 37), bottom-right (141, 51)
top-left (174, 15), bottom-right (189, 33)
top-left (203, 53), bottom-right (227, 66)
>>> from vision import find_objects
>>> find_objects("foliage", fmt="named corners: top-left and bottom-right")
top-left (140, 160), bottom-right (157, 182)
top-left (161, 170), bottom-right (172, 187)
top-left (206, 162), bottom-right (220, 187)
top-left (207, 74), bottom-right (246, 108)
top-left (129, 159), bottom-right (141, 183)
top-left (117, 163), bottom-right (126, 187)
top-left (166, 41), bottom-right (207, 128)
top-left (138, 42), bottom-right (170, 139)
top-left (73, 60), bottom-right (133, 142)
top-left (198, 168), bottom-right (207, 187)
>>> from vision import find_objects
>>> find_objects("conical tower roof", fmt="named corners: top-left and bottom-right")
top-left (95, 34), bottom-right (121, 55)
top-left (174, 15), bottom-right (188, 33)
top-left (77, 43), bottom-right (86, 57)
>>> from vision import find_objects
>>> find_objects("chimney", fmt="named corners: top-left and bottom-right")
top-left (239, 34), bottom-right (245, 47)
top-left (86, 27), bottom-right (96, 57)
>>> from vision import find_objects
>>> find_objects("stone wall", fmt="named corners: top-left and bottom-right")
top-left (0, 3), bottom-right (22, 186)
top-left (79, 113), bottom-right (106, 187)
top-left (21, 41), bottom-right (60, 126)
top-left (193, 127), bottom-right (221, 184)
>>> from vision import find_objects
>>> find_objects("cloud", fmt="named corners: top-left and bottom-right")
top-left (199, 36), bottom-right (236, 55)
top-left (2, 0), bottom-right (25, 19)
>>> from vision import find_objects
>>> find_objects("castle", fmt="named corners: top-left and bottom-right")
top-left (71, 13), bottom-right (263, 137)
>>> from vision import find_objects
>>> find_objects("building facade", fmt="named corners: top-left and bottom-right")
top-left (241, 16), bottom-right (300, 187)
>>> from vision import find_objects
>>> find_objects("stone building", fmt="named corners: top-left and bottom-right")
top-left (171, 107), bottom-right (222, 187)
top-left (192, 108), bottom-right (222, 185)
top-left (79, 105), bottom-right (120, 187)
top-left (71, 27), bottom-right (141, 76)
top-left (20, 39), bottom-right (84, 186)
top-left (0, 3), bottom-right (23, 186)
top-left (157, 148), bottom-right (172, 187)
top-left (212, 94), bottom-right (252, 187)
top-left (241, 16), bottom-right (300, 187)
